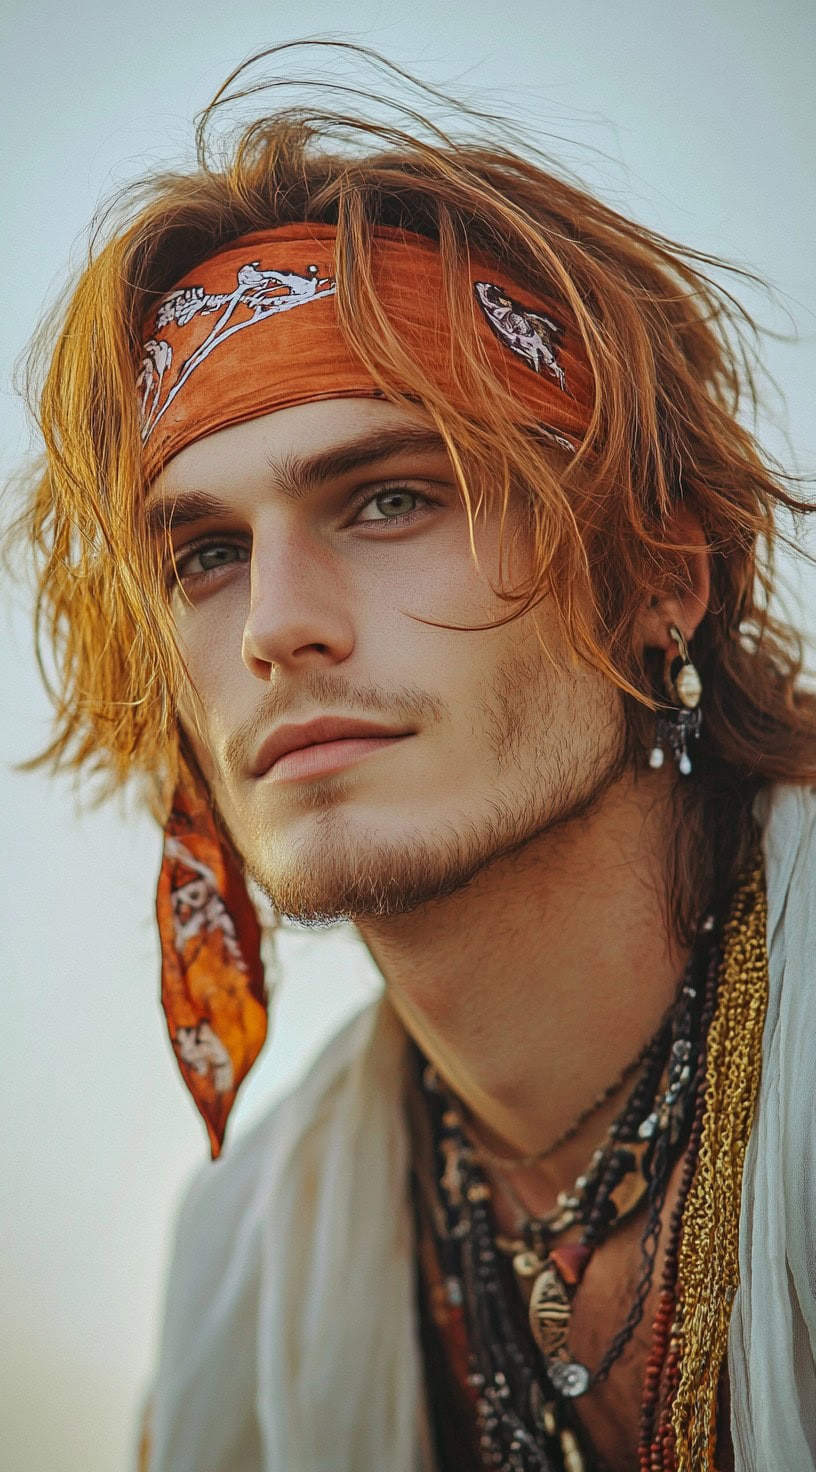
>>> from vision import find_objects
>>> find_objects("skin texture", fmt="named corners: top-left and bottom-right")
top-left (148, 395), bottom-right (710, 1468)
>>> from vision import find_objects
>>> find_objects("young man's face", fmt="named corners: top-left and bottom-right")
top-left (148, 398), bottom-right (625, 922)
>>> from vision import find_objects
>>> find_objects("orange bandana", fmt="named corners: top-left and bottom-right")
top-left (138, 223), bottom-right (593, 481)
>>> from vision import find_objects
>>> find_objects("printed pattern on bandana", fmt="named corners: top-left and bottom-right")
top-left (136, 225), bottom-right (595, 482)
top-left (473, 282), bottom-right (566, 387)
top-left (156, 766), bottom-right (267, 1157)
top-left (139, 259), bottom-right (336, 445)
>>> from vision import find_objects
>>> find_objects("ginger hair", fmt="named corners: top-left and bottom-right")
top-left (8, 44), bottom-right (816, 939)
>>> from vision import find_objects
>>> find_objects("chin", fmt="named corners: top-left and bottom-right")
top-left (244, 809), bottom-right (529, 926)
top-left (244, 824), bottom-right (417, 923)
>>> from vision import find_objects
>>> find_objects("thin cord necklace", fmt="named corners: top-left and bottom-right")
top-left (458, 1029), bottom-right (655, 1174)
top-left (415, 910), bottom-right (720, 1472)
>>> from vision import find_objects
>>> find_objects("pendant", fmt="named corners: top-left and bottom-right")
top-left (528, 1247), bottom-right (594, 1400)
top-left (513, 1249), bottom-right (545, 1279)
top-left (528, 1262), bottom-right (572, 1359)
top-left (547, 1358), bottom-right (591, 1399)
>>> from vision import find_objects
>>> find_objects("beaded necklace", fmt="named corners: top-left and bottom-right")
top-left (414, 912), bottom-right (722, 1472)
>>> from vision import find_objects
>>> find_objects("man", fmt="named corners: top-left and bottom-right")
top-left (16, 56), bottom-right (816, 1472)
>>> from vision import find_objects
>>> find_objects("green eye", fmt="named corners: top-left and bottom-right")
top-left (357, 488), bottom-right (426, 522)
top-left (196, 544), bottom-right (244, 571)
top-left (174, 541), bottom-right (249, 581)
top-left (375, 491), bottom-right (418, 516)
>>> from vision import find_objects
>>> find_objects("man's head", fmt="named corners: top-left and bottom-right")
top-left (16, 51), bottom-right (816, 941)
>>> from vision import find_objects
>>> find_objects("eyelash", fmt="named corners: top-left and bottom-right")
top-left (166, 483), bottom-right (437, 588)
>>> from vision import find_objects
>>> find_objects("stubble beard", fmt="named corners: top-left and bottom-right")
top-left (230, 650), bottom-right (626, 927)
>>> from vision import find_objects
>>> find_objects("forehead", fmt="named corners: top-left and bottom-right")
top-left (149, 397), bottom-right (442, 500)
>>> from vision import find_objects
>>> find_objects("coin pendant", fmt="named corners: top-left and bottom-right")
top-left (547, 1359), bottom-right (591, 1398)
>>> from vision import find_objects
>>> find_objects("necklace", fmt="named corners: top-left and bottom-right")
top-left (414, 911), bottom-right (722, 1472)
top-left (458, 1030), bottom-right (655, 1174)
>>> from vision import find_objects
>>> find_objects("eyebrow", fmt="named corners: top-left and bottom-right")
top-left (143, 425), bottom-right (449, 538)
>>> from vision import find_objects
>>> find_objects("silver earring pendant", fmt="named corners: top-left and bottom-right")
top-left (648, 625), bottom-right (703, 776)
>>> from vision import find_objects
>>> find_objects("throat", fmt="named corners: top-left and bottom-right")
top-left (362, 769), bottom-right (687, 1171)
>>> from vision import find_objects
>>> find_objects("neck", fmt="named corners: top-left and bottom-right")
top-left (357, 767), bottom-right (691, 1202)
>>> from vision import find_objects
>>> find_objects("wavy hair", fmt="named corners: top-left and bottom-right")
top-left (8, 43), bottom-right (816, 939)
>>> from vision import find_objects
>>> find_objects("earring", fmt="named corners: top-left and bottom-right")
top-left (648, 624), bottom-right (703, 776)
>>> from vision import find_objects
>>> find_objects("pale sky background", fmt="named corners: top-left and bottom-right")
top-left (1, 3), bottom-right (814, 1470)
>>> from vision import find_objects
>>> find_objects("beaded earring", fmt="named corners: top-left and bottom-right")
top-left (648, 624), bottom-right (703, 776)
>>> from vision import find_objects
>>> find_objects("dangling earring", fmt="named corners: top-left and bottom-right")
top-left (648, 624), bottom-right (703, 776)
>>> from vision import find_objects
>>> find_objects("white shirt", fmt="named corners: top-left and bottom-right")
top-left (145, 783), bottom-right (816, 1472)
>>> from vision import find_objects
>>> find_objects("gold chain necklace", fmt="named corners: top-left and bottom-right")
top-left (670, 845), bottom-right (769, 1468)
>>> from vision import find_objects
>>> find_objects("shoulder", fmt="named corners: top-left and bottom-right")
top-left (173, 998), bottom-right (383, 1252)
top-left (144, 1000), bottom-right (388, 1469)
top-left (755, 779), bottom-right (816, 830)
top-left (755, 781), bottom-right (816, 915)
top-left (145, 998), bottom-right (416, 1471)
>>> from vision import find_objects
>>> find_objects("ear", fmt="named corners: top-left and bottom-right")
top-left (635, 506), bottom-right (710, 655)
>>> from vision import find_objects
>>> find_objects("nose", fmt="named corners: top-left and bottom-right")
top-left (241, 521), bottom-right (356, 680)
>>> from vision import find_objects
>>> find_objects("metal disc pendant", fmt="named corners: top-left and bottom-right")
top-left (547, 1358), bottom-right (591, 1399)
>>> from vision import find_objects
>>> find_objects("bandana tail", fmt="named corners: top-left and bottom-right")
top-left (156, 768), bottom-right (267, 1158)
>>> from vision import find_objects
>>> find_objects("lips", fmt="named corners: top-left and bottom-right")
top-left (251, 715), bottom-right (414, 778)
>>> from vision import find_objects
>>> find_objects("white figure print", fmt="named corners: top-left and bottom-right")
top-left (165, 837), bottom-right (245, 969)
top-left (474, 280), bottom-right (567, 388)
top-left (156, 286), bottom-right (227, 330)
top-left (136, 338), bottom-right (173, 420)
top-left (138, 260), bottom-right (335, 440)
top-left (235, 261), bottom-right (325, 304)
top-left (174, 1021), bottom-right (234, 1094)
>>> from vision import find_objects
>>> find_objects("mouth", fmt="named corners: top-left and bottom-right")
top-left (251, 715), bottom-right (416, 783)
top-left (261, 733), bottom-right (413, 783)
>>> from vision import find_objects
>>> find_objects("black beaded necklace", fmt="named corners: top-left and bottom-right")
top-left (414, 914), bottom-right (721, 1472)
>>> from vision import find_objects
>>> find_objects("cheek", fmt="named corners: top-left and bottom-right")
top-left (173, 609), bottom-right (248, 770)
top-left (364, 508), bottom-right (517, 629)
top-left (172, 579), bottom-right (247, 671)
top-left (182, 630), bottom-right (234, 698)
top-left (175, 564), bottom-right (253, 667)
